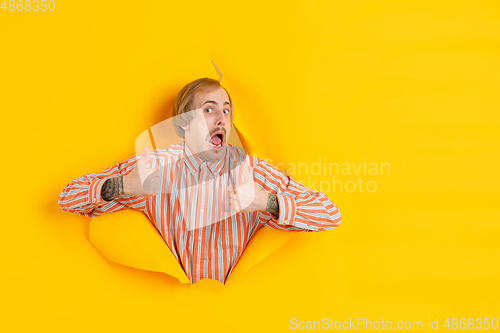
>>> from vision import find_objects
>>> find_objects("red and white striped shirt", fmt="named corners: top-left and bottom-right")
top-left (59, 142), bottom-right (341, 283)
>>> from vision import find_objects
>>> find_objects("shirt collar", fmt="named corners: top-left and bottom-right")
top-left (183, 141), bottom-right (227, 176)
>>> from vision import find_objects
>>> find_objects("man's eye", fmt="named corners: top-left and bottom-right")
top-left (205, 108), bottom-right (213, 113)
top-left (223, 110), bottom-right (230, 115)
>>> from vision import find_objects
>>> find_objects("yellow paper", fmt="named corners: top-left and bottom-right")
top-left (89, 210), bottom-right (190, 283)
top-left (2, 0), bottom-right (499, 331)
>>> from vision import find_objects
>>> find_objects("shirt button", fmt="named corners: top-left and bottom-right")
top-left (191, 169), bottom-right (195, 174)
top-left (196, 263), bottom-right (200, 268)
top-left (200, 208), bottom-right (204, 213)
top-left (198, 236), bottom-right (202, 241)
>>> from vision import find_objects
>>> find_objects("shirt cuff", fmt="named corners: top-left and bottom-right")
top-left (275, 193), bottom-right (297, 226)
top-left (89, 178), bottom-right (112, 206)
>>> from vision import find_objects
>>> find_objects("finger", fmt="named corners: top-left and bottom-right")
top-left (229, 184), bottom-right (238, 195)
top-left (138, 147), bottom-right (151, 165)
top-left (230, 196), bottom-right (239, 213)
top-left (235, 198), bottom-right (242, 212)
top-left (229, 192), bottom-right (237, 209)
top-left (149, 176), bottom-right (161, 185)
top-left (244, 162), bottom-right (252, 183)
top-left (232, 191), bottom-right (241, 212)
top-left (241, 156), bottom-right (252, 183)
top-left (228, 168), bottom-right (238, 192)
top-left (145, 172), bottom-right (159, 182)
top-left (146, 180), bottom-right (160, 192)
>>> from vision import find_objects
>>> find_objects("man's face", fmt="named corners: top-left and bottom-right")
top-left (183, 87), bottom-right (232, 161)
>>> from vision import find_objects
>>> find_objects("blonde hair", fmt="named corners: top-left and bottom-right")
top-left (172, 77), bottom-right (234, 138)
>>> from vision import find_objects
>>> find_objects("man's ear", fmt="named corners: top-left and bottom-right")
top-left (181, 124), bottom-right (190, 132)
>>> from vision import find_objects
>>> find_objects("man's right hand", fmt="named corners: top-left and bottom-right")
top-left (123, 147), bottom-right (161, 197)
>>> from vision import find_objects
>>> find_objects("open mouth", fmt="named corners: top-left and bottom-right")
top-left (209, 131), bottom-right (225, 148)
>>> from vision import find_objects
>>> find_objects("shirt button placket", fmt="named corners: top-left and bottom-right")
top-left (201, 173), bottom-right (205, 215)
top-left (197, 236), bottom-right (202, 272)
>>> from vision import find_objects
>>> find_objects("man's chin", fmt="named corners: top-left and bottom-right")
top-left (198, 145), bottom-right (226, 161)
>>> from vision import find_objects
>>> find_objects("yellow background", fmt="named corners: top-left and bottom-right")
top-left (1, 0), bottom-right (499, 331)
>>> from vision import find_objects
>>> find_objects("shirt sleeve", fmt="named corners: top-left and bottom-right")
top-left (252, 157), bottom-right (341, 232)
top-left (58, 154), bottom-right (149, 218)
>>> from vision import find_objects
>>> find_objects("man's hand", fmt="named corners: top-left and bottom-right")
top-left (228, 158), bottom-right (269, 213)
top-left (123, 147), bottom-right (161, 197)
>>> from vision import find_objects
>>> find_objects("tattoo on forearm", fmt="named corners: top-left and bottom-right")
top-left (101, 177), bottom-right (124, 201)
top-left (265, 194), bottom-right (279, 217)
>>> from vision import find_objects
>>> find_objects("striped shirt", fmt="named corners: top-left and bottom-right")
top-left (58, 142), bottom-right (342, 283)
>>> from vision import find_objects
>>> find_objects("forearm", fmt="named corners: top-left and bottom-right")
top-left (58, 173), bottom-right (122, 217)
top-left (100, 176), bottom-right (125, 201)
top-left (252, 187), bottom-right (280, 217)
top-left (265, 193), bottom-right (279, 217)
top-left (253, 160), bottom-right (341, 231)
top-left (58, 153), bottom-right (150, 217)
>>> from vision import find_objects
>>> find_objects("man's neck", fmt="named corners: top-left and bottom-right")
top-left (184, 140), bottom-right (227, 163)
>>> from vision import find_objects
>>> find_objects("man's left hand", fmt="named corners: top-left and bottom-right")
top-left (228, 158), bottom-right (269, 213)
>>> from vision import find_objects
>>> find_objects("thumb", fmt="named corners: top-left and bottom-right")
top-left (138, 147), bottom-right (150, 165)
top-left (243, 156), bottom-right (252, 183)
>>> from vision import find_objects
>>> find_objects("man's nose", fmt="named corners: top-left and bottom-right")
top-left (215, 110), bottom-right (226, 127)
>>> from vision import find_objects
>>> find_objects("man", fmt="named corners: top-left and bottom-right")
top-left (59, 77), bottom-right (342, 284)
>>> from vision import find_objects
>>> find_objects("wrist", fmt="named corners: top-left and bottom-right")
top-left (264, 193), bottom-right (279, 217)
top-left (100, 176), bottom-right (125, 202)
top-left (122, 174), bottom-right (130, 195)
top-left (258, 191), bottom-right (270, 211)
